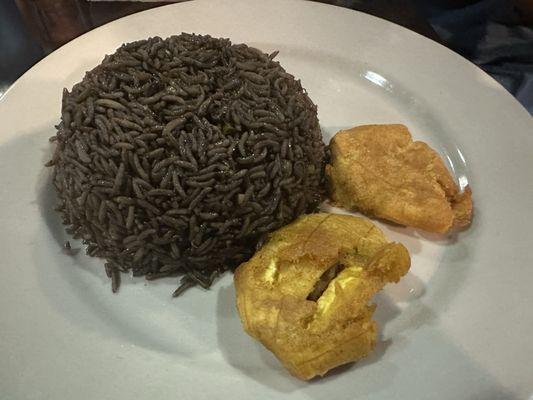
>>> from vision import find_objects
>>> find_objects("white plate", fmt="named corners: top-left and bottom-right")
top-left (1, 0), bottom-right (532, 398)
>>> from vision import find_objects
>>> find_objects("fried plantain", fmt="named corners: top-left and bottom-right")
top-left (326, 124), bottom-right (473, 233)
top-left (234, 213), bottom-right (410, 380)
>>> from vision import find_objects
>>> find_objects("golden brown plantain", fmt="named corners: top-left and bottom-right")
top-left (234, 213), bottom-right (410, 380)
top-left (326, 124), bottom-right (473, 233)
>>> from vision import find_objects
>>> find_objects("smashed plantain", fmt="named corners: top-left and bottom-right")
top-left (326, 124), bottom-right (473, 233)
top-left (234, 213), bottom-right (410, 380)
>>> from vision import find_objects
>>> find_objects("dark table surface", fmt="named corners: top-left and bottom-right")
top-left (1, 0), bottom-right (532, 113)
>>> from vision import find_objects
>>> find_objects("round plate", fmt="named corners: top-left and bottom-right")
top-left (1, 0), bottom-right (532, 398)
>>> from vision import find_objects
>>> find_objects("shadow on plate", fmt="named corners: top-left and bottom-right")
top-left (36, 167), bottom-right (111, 283)
top-left (216, 283), bottom-right (403, 395)
top-left (30, 135), bottom-right (213, 356)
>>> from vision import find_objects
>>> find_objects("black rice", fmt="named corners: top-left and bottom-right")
top-left (49, 33), bottom-right (326, 296)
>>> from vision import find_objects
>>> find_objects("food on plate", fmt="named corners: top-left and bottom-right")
top-left (47, 33), bottom-right (326, 295)
top-left (234, 213), bottom-right (410, 380)
top-left (326, 124), bottom-right (473, 233)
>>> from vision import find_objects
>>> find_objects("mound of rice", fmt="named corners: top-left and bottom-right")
top-left (49, 33), bottom-right (326, 295)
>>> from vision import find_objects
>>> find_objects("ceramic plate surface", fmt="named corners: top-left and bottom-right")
top-left (1, 1), bottom-right (532, 399)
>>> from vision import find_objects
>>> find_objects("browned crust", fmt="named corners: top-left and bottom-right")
top-left (234, 213), bottom-right (410, 380)
top-left (326, 124), bottom-right (473, 233)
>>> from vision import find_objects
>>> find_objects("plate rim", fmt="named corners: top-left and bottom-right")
top-left (1, 1), bottom-right (532, 399)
